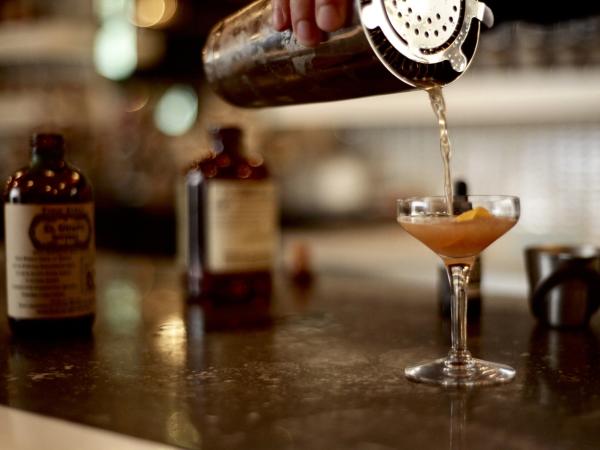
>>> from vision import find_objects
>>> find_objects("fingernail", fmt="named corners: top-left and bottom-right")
top-left (317, 4), bottom-right (341, 30)
top-left (273, 7), bottom-right (285, 30)
top-left (296, 19), bottom-right (315, 44)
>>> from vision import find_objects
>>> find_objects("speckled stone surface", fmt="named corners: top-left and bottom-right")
top-left (0, 255), bottom-right (599, 449)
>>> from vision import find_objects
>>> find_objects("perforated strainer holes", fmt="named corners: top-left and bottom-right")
top-left (362, 0), bottom-right (483, 77)
top-left (383, 0), bottom-right (463, 50)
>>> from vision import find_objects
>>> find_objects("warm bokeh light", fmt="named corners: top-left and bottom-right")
top-left (124, 85), bottom-right (150, 112)
top-left (132, 0), bottom-right (178, 28)
top-left (156, 316), bottom-right (186, 339)
top-left (152, 312), bottom-right (187, 366)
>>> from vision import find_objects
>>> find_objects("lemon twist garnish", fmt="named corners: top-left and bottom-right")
top-left (455, 206), bottom-right (492, 222)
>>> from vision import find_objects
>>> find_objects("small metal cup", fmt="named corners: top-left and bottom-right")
top-left (525, 245), bottom-right (600, 328)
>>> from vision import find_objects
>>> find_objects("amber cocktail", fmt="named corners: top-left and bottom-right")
top-left (397, 196), bottom-right (519, 387)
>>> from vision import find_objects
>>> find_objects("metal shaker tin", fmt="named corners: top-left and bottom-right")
top-left (202, 0), bottom-right (494, 107)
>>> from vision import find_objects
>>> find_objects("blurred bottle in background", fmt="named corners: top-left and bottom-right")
top-left (4, 133), bottom-right (95, 335)
top-left (185, 126), bottom-right (277, 328)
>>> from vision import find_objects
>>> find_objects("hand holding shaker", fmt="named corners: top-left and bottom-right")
top-left (203, 0), bottom-right (494, 107)
top-left (525, 246), bottom-right (600, 328)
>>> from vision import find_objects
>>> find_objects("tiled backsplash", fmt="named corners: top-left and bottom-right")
top-left (270, 123), bottom-right (600, 245)
top-left (346, 124), bottom-right (600, 240)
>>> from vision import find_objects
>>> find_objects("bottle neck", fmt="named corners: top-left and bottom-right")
top-left (210, 127), bottom-right (243, 156)
top-left (212, 139), bottom-right (243, 156)
top-left (31, 148), bottom-right (66, 169)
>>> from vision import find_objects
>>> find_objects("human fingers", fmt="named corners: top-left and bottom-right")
top-left (291, 0), bottom-right (322, 46)
top-left (272, 0), bottom-right (291, 31)
top-left (315, 0), bottom-right (349, 32)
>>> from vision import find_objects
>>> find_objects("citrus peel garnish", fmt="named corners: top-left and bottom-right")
top-left (455, 206), bottom-right (492, 222)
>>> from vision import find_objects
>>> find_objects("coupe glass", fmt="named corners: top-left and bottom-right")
top-left (397, 195), bottom-right (520, 387)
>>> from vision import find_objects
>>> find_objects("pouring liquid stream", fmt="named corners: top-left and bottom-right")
top-left (427, 86), bottom-right (454, 216)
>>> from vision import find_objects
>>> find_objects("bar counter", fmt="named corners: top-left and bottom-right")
top-left (0, 253), bottom-right (599, 450)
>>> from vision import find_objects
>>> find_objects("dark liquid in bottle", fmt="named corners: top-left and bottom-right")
top-left (186, 127), bottom-right (275, 326)
top-left (4, 133), bottom-right (95, 336)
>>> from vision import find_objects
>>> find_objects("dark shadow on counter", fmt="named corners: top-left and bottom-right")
top-left (95, 207), bottom-right (175, 255)
top-left (524, 324), bottom-right (600, 414)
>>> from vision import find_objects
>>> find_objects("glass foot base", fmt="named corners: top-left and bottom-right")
top-left (405, 357), bottom-right (516, 387)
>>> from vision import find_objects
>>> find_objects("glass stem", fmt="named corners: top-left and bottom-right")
top-left (446, 262), bottom-right (474, 372)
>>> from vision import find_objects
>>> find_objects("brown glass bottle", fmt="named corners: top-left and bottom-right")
top-left (3, 133), bottom-right (95, 335)
top-left (186, 127), bottom-right (276, 311)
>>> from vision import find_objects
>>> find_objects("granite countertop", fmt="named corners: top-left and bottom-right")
top-left (0, 253), bottom-right (598, 450)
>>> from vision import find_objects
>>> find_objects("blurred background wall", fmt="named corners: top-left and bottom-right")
top-left (0, 0), bottom-right (599, 257)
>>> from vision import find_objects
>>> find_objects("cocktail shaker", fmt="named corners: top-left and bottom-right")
top-left (203, 0), bottom-right (494, 107)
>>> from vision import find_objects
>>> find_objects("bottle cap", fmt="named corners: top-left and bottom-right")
top-left (455, 180), bottom-right (467, 196)
top-left (453, 179), bottom-right (470, 213)
top-left (31, 133), bottom-right (64, 149)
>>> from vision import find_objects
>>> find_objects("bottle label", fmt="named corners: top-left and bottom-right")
top-left (206, 180), bottom-right (277, 272)
top-left (5, 203), bottom-right (95, 319)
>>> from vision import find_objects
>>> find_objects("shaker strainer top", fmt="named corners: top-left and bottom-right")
top-left (359, 0), bottom-right (494, 76)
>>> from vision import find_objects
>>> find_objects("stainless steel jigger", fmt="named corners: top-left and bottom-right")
top-left (202, 0), bottom-right (494, 107)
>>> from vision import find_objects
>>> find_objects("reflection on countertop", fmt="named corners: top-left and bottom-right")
top-left (0, 252), bottom-right (599, 449)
